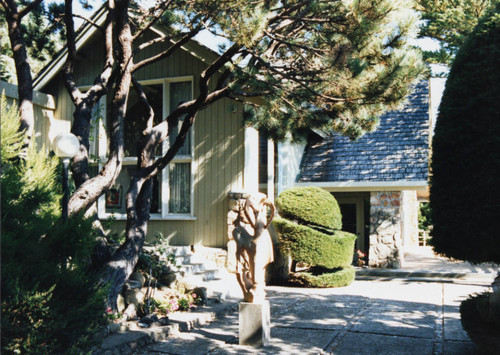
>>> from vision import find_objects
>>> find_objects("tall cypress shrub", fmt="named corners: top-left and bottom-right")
top-left (1, 96), bottom-right (107, 354)
top-left (430, 4), bottom-right (500, 263)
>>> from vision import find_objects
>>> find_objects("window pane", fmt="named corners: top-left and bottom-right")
top-left (105, 165), bottom-right (161, 214)
top-left (109, 84), bottom-right (163, 157)
top-left (169, 81), bottom-right (192, 155)
top-left (89, 99), bottom-right (105, 158)
top-left (169, 163), bottom-right (191, 214)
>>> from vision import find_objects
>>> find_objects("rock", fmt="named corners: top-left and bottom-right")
top-left (171, 279), bottom-right (189, 294)
top-left (107, 323), bottom-right (121, 334)
top-left (129, 272), bottom-right (146, 287)
top-left (191, 287), bottom-right (208, 305)
top-left (124, 287), bottom-right (145, 307)
top-left (139, 313), bottom-right (159, 325)
top-left (123, 303), bottom-right (138, 321)
top-left (158, 316), bottom-right (169, 326)
top-left (125, 280), bottom-right (142, 289)
top-left (157, 272), bottom-right (178, 287)
top-left (117, 294), bottom-right (126, 313)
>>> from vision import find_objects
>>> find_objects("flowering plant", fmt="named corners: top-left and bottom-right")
top-left (356, 250), bottom-right (367, 267)
top-left (151, 290), bottom-right (203, 315)
top-left (104, 307), bottom-right (122, 322)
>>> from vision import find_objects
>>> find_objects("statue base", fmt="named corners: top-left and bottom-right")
top-left (239, 301), bottom-right (271, 347)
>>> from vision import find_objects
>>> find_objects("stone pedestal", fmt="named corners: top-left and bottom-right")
top-left (239, 301), bottom-right (271, 347)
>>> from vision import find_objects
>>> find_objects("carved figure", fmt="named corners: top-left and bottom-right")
top-left (233, 197), bottom-right (275, 303)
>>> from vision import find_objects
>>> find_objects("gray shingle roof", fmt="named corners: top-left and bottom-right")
top-left (298, 81), bottom-right (430, 183)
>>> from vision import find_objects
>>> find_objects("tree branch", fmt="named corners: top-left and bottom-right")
top-left (132, 0), bottom-right (174, 41)
top-left (18, 0), bottom-right (43, 19)
top-left (132, 28), bottom-right (202, 72)
top-left (72, 13), bottom-right (105, 32)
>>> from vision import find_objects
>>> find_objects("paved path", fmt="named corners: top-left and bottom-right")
top-left (135, 279), bottom-right (490, 354)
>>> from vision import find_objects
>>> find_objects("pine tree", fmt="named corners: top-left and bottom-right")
top-left (1, 95), bottom-right (107, 354)
top-left (0, 2), bottom-right (64, 82)
top-left (416, 0), bottom-right (496, 66)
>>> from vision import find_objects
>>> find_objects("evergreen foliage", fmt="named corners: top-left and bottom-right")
top-left (430, 4), bottom-right (500, 263)
top-left (238, 0), bottom-right (427, 141)
top-left (460, 292), bottom-right (500, 352)
top-left (276, 187), bottom-right (342, 231)
top-left (1, 96), bottom-right (107, 354)
top-left (290, 266), bottom-right (356, 288)
top-left (273, 217), bottom-right (355, 269)
top-left (416, 0), bottom-right (496, 66)
top-left (274, 187), bottom-right (356, 287)
top-left (418, 202), bottom-right (432, 231)
top-left (0, 2), bottom-right (64, 82)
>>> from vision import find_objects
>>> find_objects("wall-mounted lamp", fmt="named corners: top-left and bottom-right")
top-left (52, 133), bottom-right (79, 220)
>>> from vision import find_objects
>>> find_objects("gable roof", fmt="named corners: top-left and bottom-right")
top-left (297, 81), bottom-right (430, 189)
top-left (33, 5), bottom-right (220, 91)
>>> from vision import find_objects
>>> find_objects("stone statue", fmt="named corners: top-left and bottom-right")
top-left (233, 196), bottom-right (275, 303)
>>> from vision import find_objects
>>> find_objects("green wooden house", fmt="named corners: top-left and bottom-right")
top-left (30, 6), bottom-right (263, 248)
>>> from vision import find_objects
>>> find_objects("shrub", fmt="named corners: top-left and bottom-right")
top-left (430, 3), bottom-right (500, 263)
top-left (290, 266), bottom-right (356, 288)
top-left (460, 292), bottom-right (500, 352)
top-left (1, 96), bottom-right (107, 354)
top-left (273, 187), bottom-right (356, 287)
top-left (273, 217), bottom-right (356, 269)
top-left (276, 186), bottom-right (342, 231)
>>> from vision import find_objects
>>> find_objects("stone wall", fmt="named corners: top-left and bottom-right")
top-left (368, 192), bottom-right (404, 268)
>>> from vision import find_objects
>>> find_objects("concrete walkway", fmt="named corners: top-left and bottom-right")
top-left (134, 247), bottom-right (498, 355)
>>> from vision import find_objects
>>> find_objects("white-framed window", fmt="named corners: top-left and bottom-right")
top-left (87, 76), bottom-right (195, 220)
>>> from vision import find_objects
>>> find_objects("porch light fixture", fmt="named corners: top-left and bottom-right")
top-left (53, 132), bottom-right (80, 220)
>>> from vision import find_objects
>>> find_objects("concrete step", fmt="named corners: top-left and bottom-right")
top-left (194, 268), bottom-right (219, 281)
top-left (166, 246), bottom-right (193, 257)
top-left (183, 269), bottom-right (242, 301)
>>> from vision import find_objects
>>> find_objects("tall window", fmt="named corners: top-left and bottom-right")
top-left (92, 77), bottom-right (194, 220)
top-left (168, 81), bottom-right (192, 214)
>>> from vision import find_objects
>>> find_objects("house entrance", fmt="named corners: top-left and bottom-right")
top-left (332, 192), bottom-right (370, 254)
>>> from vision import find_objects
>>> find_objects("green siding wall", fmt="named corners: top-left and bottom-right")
top-left (42, 30), bottom-right (245, 248)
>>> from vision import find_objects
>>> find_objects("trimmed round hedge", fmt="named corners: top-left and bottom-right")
top-left (273, 217), bottom-right (356, 269)
top-left (290, 266), bottom-right (355, 288)
top-left (430, 4), bottom-right (500, 263)
top-left (460, 292), bottom-right (500, 352)
top-left (276, 187), bottom-right (342, 231)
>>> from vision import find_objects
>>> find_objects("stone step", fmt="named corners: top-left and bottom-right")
top-left (194, 268), bottom-right (219, 281)
top-left (175, 254), bottom-right (216, 266)
top-left (166, 246), bottom-right (194, 257)
top-left (183, 269), bottom-right (242, 302)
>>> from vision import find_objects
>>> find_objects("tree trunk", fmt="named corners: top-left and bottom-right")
top-left (100, 179), bottom-right (153, 309)
top-left (5, 6), bottom-right (35, 142)
top-left (70, 101), bottom-right (94, 187)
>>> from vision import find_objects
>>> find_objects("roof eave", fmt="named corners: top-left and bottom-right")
top-left (294, 180), bottom-right (428, 192)
top-left (34, 4), bottom-right (108, 91)
top-left (34, 6), bottom-right (222, 91)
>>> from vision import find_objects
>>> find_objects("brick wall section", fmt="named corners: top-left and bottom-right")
top-left (369, 192), bottom-right (404, 268)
